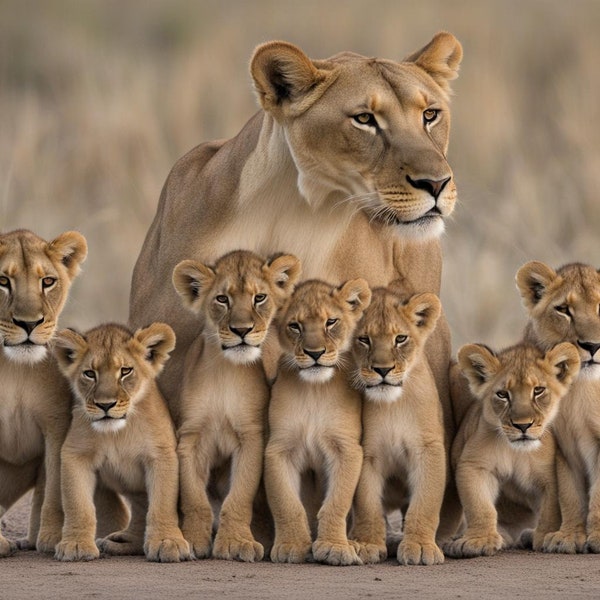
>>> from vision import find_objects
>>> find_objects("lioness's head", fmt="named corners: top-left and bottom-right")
top-left (0, 229), bottom-right (87, 364)
top-left (251, 33), bottom-right (462, 239)
top-left (352, 288), bottom-right (441, 403)
top-left (173, 250), bottom-right (301, 365)
top-left (278, 278), bottom-right (371, 383)
top-left (458, 342), bottom-right (580, 449)
top-left (53, 323), bottom-right (175, 433)
top-left (517, 261), bottom-right (600, 381)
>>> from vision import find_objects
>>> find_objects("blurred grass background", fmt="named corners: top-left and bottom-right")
top-left (1, 0), bottom-right (599, 351)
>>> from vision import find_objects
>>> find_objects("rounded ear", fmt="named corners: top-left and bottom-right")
top-left (47, 231), bottom-right (88, 279)
top-left (133, 322), bottom-right (176, 375)
top-left (52, 328), bottom-right (88, 374)
top-left (515, 261), bottom-right (558, 310)
top-left (544, 342), bottom-right (581, 386)
top-left (334, 278), bottom-right (372, 314)
top-left (264, 253), bottom-right (302, 299)
top-left (457, 343), bottom-right (501, 395)
top-left (250, 41), bottom-right (338, 118)
top-left (404, 32), bottom-right (463, 93)
top-left (403, 292), bottom-right (441, 336)
top-left (172, 260), bottom-right (216, 313)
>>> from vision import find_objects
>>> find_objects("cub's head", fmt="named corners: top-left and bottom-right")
top-left (352, 288), bottom-right (441, 402)
top-left (278, 278), bottom-right (371, 383)
top-left (0, 229), bottom-right (87, 364)
top-left (251, 33), bottom-right (462, 239)
top-left (53, 323), bottom-right (175, 433)
top-left (517, 261), bottom-right (600, 381)
top-left (173, 250), bottom-right (301, 365)
top-left (458, 342), bottom-right (580, 449)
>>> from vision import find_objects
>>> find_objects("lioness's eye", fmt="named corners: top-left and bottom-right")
top-left (395, 335), bottom-right (408, 345)
top-left (121, 367), bottom-right (133, 378)
top-left (423, 109), bottom-right (439, 124)
top-left (533, 386), bottom-right (545, 397)
top-left (216, 295), bottom-right (229, 305)
top-left (353, 113), bottom-right (377, 127)
top-left (42, 276), bottom-right (56, 289)
top-left (496, 390), bottom-right (509, 400)
top-left (0, 276), bottom-right (9, 288)
top-left (326, 318), bottom-right (339, 328)
top-left (357, 336), bottom-right (371, 347)
top-left (555, 304), bottom-right (571, 317)
top-left (254, 294), bottom-right (267, 304)
top-left (83, 370), bottom-right (96, 380)
top-left (288, 322), bottom-right (301, 333)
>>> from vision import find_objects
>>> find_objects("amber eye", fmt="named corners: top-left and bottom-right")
top-left (254, 294), bottom-right (267, 305)
top-left (0, 276), bottom-right (9, 288)
top-left (533, 386), bottom-right (546, 397)
top-left (555, 304), bottom-right (571, 317)
top-left (121, 367), bottom-right (133, 378)
top-left (395, 335), bottom-right (408, 346)
top-left (357, 336), bottom-right (371, 347)
top-left (215, 295), bottom-right (229, 305)
top-left (288, 322), bottom-right (301, 333)
top-left (326, 318), bottom-right (339, 328)
top-left (42, 277), bottom-right (56, 289)
top-left (496, 390), bottom-right (509, 401)
top-left (83, 370), bottom-right (96, 380)
top-left (353, 113), bottom-right (377, 127)
top-left (423, 109), bottom-right (439, 124)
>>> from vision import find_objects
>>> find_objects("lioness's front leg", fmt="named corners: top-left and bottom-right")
top-left (213, 429), bottom-right (264, 562)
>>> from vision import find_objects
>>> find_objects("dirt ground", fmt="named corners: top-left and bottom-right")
top-left (3, 495), bottom-right (600, 600)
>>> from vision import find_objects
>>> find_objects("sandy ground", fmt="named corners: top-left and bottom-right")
top-left (3, 494), bottom-right (600, 600)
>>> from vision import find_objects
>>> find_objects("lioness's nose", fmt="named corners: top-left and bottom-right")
top-left (95, 401), bottom-right (117, 414)
top-left (13, 317), bottom-right (44, 335)
top-left (230, 326), bottom-right (252, 339)
top-left (407, 176), bottom-right (450, 200)
top-left (304, 349), bottom-right (325, 362)
top-left (578, 341), bottom-right (600, 358)
top-left (373, 366), bottom-right (393, 378)
top-left (512, 421), bottom-right (533, 434)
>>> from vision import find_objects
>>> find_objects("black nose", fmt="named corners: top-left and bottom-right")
top-left (406, 176), bottom-right (451, 200)
top-left (373, 366), bottom-right (393, 378)
top-left (95, 401), bottom-right (117, 414)
top-left (230, 326), bottom-right (252, 339)
top-left (13, 317), bottom-right (44, 335)
top-left (304, 349), bottom-right (325, 362)
top-left (512, 421), bottom-right (533, 434)
top-left (578, 341), bottom-right (600, 358)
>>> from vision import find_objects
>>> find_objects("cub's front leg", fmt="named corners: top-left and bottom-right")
top-left (585, 458), bottom-right (600, 553)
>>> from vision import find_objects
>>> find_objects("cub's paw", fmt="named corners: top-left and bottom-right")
top-left (586, 530), bottom-right (600, 554)
top-left (0, 535), bottom-right (17, 558)
top-left (356, 541), bottom-right (387, 564)
top-left (312, 539), bottom-right (363, 566)
top-left (182, 525), bottom-right (213, 559)
top-left (15, 537), bottom-right (35, 551)
top-left (55, 539), bottom-right (100, 561)
top-left (145, 534), bottom-right (192, 563)
top-left (97, 531), bottom-right (144, 556)
top-left (543, 529), bottom-right (586, 554)
top-left (36, 527), bottom-right (63, 553)
top-left (444, 532), bottom-right (503, 559)
top-left (398, 539), bottom-right (444, 565)
top-left (270, 540), bottom-right (312, 563)
top-left (213, 531), bottom-right (264, 562)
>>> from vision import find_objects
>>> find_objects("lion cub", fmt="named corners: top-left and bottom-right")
top-left (264, 278), bottom-right (371, 566)
top-left (53, 323), bottom-right (191, 562)
top-left (446, 341), bottom-right (580, 558)
top-left (517, 261), bottom-right (600, 553)
top-left (349, 287), bottom-right (446, 565)
top-left (172, 250), bottom-right (301, 562)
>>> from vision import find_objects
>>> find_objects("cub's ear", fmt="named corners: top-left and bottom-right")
top-left (251, 41), bottom-right (338, 118)
top-left (335, 278), bottom-right (372, 314)
top-left (404, 32), bottom-right (463, 93)
top-left (264, 253), bottom-right (302, 299)
top-left (545, 342), bottom-right (581, 386)
top-left (133, 322), bottom-right (176, 375)
top-left (52, 328), bottom-right (88, 374)
top-left (172, 259), bottom-right (216, 313)
top-left (403, 292), bottom-right (441, 337)
top-left (47, 231), bottom-right (88, 279)
top-left (457, 343), bottom-right (500, 394)
top-left (515, 261), bottom-right (558, 310)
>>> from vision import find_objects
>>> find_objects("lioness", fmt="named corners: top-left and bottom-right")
top-left (172, 250), bottom-right (301, 562)
top-left (129, 35), bottom-right (463, 465)
top-left (53, 323), bottom-right (191, 562)
top-left (265, 278), bottom-right (371, 565)
top-left (446, 342), bottom-right (580, 558)
top-left (516, 261), bottom-right (600, 553)
top-left (349, 287), bottom-right (446, 565)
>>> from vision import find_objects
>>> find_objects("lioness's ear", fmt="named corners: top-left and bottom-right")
top-left (133, 322), bottom-right (175, 374)
top-left (172, 259), bottom-right (216, 313)
top-left (251, 41), bottom-right (338, 118)
top-left (403, 292), bottom-right (441, 337)
top-left (545, 342), bottom-right (581, 386)
top-left (457, 343), bottom-right (501, 394)
top-left (335, 278), bottom-right (372, 314)
top-left (515, 261), bottom-right (558, 310)
top-left (47, 231), bottom-right (88, 279)
top-left (404, 32), bottom-right (462, 93)
top-left (53, 328), bottom-right (88, 374)
top-left (264, 254), bottom-right (302, 299)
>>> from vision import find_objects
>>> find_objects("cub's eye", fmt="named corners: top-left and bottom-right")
top-left (353, 113), bottom-right (377, 127)
top-left (496, 390), bottom-right (509, 401)
top-left (215, 295), bottom-right (229, 305)
top-left (83, 370), bottom-right (96, 380)
top-left (555, 304), bottom-right (571, 317)
top-left (288, 322), bottom-right (301, 333)
top-left (254, 294), bottom-right (267, 305)
top-left (357, 335), bottom-right (371, 347)
top-left (121, 367), bottom-right (133, 378)
top-left (423, 109), bottom-right (439, 124)
top-left (0, 276), bottom-right (9, 288)
top-left (326, 318), bottom-right (339, 328)
top-left (533, 386), bottom-right (546, 397)
top-left (41, 276), bottom-right (56, 289)
top-left (395, 335), bottom-right (408, 345)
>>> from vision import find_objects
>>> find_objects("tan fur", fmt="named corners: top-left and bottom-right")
top-left (446, 342), bottom-right (580, 558)
top-left (0, 229), bottom-right (89, 556)
top-left (173, 250), bottom-right (300, 562)
top-left (265, 279), bottom-right (371, 565)
top-left (53, 323), bottom-right (191, 562)
top-left (517, 261), bottom-right (600, 553)
top-left (128, 36), bottom-right (463, 469)
top-left (349, 288), bottom-right (447, 565)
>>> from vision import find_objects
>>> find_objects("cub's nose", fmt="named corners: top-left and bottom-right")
top-left (304, 349), bottom-right (325, 362)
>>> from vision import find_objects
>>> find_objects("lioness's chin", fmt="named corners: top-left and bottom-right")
top-left (91, 419), bottom-right (127, 433)
top-left (299, 366), bottom-right (335, 383)
top-left (393, 214), bottom-right (446, 241)
top-left (579, 363), bottom-right (600, 381)
top-left (508, 438), bottom-right (542, 452)
top-left (364, 385), bottom-right (403, 403)
top-left (223, 345), bottom-right (262, 365)
top-left (3, 343), bottom-right (48, 365)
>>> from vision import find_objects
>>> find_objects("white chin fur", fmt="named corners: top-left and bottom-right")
top-left (91, 419), bottom-right (127, 433)
top-left (509, 438), bottom-right (542, 452)
top-left (364, 385), bottom-right (403, 403)
top-left (3, 344), bottom-right (48, 364)
top-left (299, 366), bottom-right (335, 383)
top-left (394, 215), bottom-right (445, 241)
top-left (579, 363), bottom-right (600, 381)
top-left (223, 345), bottom-right (262, 365)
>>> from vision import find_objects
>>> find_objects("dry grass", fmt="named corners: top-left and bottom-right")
top-left (1, 0), bottom-right (599, 351)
